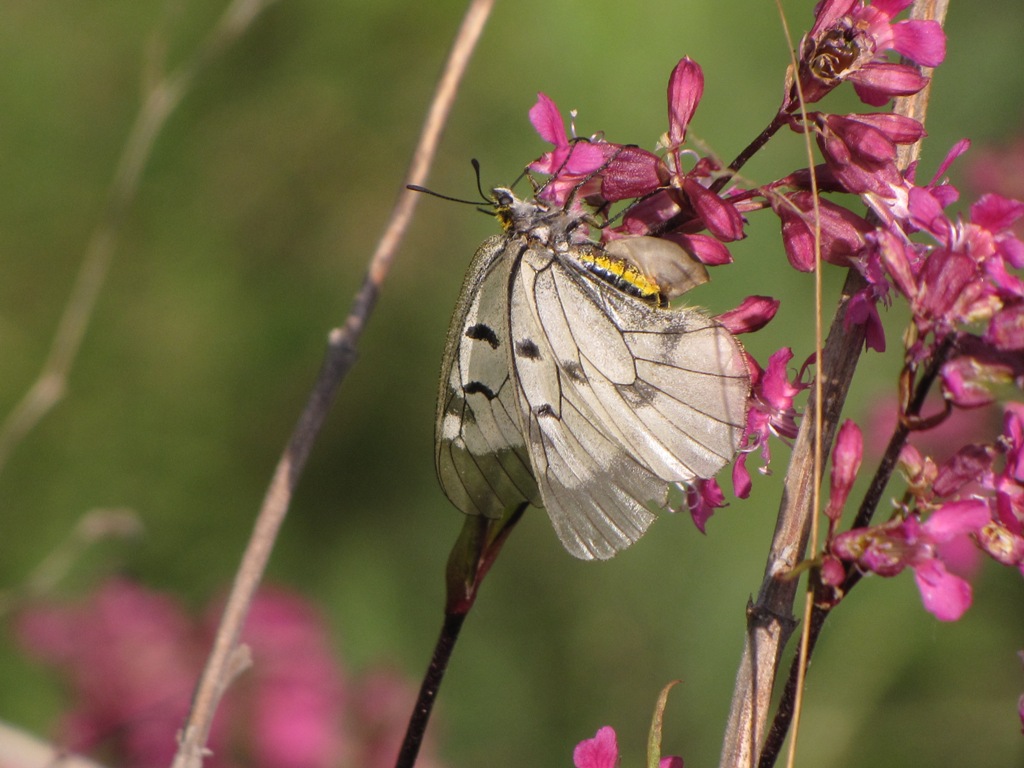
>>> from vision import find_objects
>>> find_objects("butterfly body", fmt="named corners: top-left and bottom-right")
top-left (436, 189), bottom-right (750, 560)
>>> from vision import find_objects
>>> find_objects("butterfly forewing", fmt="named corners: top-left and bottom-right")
top-left (506, 240), bottom-right (748, 558)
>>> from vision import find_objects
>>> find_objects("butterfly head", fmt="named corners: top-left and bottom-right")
top-left (491, 187), bottom-right (593, 250)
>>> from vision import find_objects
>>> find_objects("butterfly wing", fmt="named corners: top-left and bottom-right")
top-left (435, 234), bottom-right (541, 520)
top-left (509, 242), bottom-right (750, 559)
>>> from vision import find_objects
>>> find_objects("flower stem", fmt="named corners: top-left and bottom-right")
top-left (711, 111), bottom-right (788, 194)
top-left (395, 612), bottom-right (467, 768)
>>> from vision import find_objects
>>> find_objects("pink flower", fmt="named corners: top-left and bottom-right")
top-left (831, 501), bottom-right (991, 620)
top-left (793, 0), bottom-right (945, 107)
top-left (573, 726), bottom-right (619, 768)
top-left (716, 295), bottom-right (780, 335)
top-left (572, 727), bottom-right (683, 768)
top-left (811, 112), bottom-right (923, 197)
top-left (524, 62), bottom-right (746, 269)
top-left (528, 93), bottom-right (606, 188)
top-left (685, 478), bottom-right (727, 533)
top-left (825, 420), bottom-right (863, 523)
top-left (233, 589), bottom-right (347, 768)
top-left (733, 349), bottom-right (812, 497)
top-left (771, 190), bottom-right (873, 271)
top-left (16, 579), bottom-right (208, 768)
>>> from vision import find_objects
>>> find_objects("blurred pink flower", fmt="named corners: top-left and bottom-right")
top-left (228, 588), bottom-right (348, 768)
top-left (16, 579), bottom-right (211, 768)
top-left (15, 579), bottom-right (444, 768)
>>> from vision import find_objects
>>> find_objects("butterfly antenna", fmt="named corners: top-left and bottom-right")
top-left (470, 159), bottom-right (494, 204)
top-left (406, 183), bottom-right (484, 206)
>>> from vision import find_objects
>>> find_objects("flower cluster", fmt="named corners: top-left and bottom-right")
top-left (14, 579), bottom-right (446, 768)
top-left (824, 403), bottom-right (1024, 622)
top-left (519, 0), bottom-right (1023, 729)
top-left (521, 0), bottom-right (957, 512)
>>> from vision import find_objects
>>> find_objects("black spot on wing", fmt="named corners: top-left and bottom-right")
top-left (534, 404), bottom-right (556, 418)
top-left (465, 323), bottom-right (500, 349)
top-left (615, 380), bottom-right (656, 407)
top-left (463, 381), bottom-right (497, 399)
top-left (562, 360), bottom-right (587, 384)
top-left (515, 339), bottom-right (542, 359)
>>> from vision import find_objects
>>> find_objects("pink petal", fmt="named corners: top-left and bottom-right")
top-left (682, 178), bottom-right (744, 241)
top-left (931, 138), bottom-right (971, 185)
top-left (890, 19), bottom-right (946, 67)
top-left (850, 62), bottom-right (928, 105)
top-left (687, 478), bottom-right (726, 533)
top-left (913, 558), bottom-right (973, 621)
top-left (871, 0), bottom-right (913, 15)
top-left (573, 726), bottom-right (619, 768)
top-left (924, 500), bottom-right (992, 541)
top-left (666, 232), bottom-right (734, 265)
top-left (971, 193), bottom-right (1024, 233)
top-left (529, 93), bottom-right (568, 147)
top-left (600, 144), bottom-right (665, 200)
top-left (876, 228), bottom-right (916, 299)
top-left (846, 112), bottom-right (926, 144)
top-left (809, 0), bottom-right (858, 37)
top-left (716, 295), bottom-right (780, 335)
top-left (732, 454), bottom-right (753, 499)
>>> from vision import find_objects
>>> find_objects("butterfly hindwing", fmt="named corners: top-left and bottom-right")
top-left (435, 234), bottom-right (540, 519)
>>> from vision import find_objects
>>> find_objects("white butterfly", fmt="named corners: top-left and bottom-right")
top-left (435, 188), bottom-right (750, 560)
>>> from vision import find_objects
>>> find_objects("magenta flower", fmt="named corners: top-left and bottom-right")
top-left (810, 111), bottom-right (924, 197)
top-left (524, 61), bottom-right (746, 269)
top-left (573, 727), bottom-right (683, 768)
top-left (231, 589), bottom-right (347, 768)
top-left (528, 92), bottom-right (613, 205)
top-left (684, 477), bottom-right (727, 533)
top-left (825, 420), bottom-right (864, 523)
top-left (573, 726), bottom-right (619, 768)
top-left (832, 501), bottom-right (991, 620)
top-left (771, 189), bottom-right (873, 271)
top-left (527, 93), bottom-right (660, 208)
top-left (716, 295), bottom-right (781, 336)
top-left (793, 0), bottom-right (945, 107)
top-left (733, 348), bottom-right (812, 498)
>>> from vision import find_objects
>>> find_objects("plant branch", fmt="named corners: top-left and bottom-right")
top-left (718, 2), bottom-right (949, 766)
top-left (169, 3), bottom-right (496, 768)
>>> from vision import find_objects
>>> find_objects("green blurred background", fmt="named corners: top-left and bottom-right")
top-left (2, 0), bottom-right (1023, 766)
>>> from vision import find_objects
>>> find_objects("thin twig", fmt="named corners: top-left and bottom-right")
top-left (0, 0), bottom-right (279, 478)
top-left (169, 3), bottom-right (496, 768)
top-left (718, 1), bottom-right (949, 766)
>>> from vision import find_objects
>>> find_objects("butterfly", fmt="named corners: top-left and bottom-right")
top-left (435, 187), bottom-right (750, 560)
